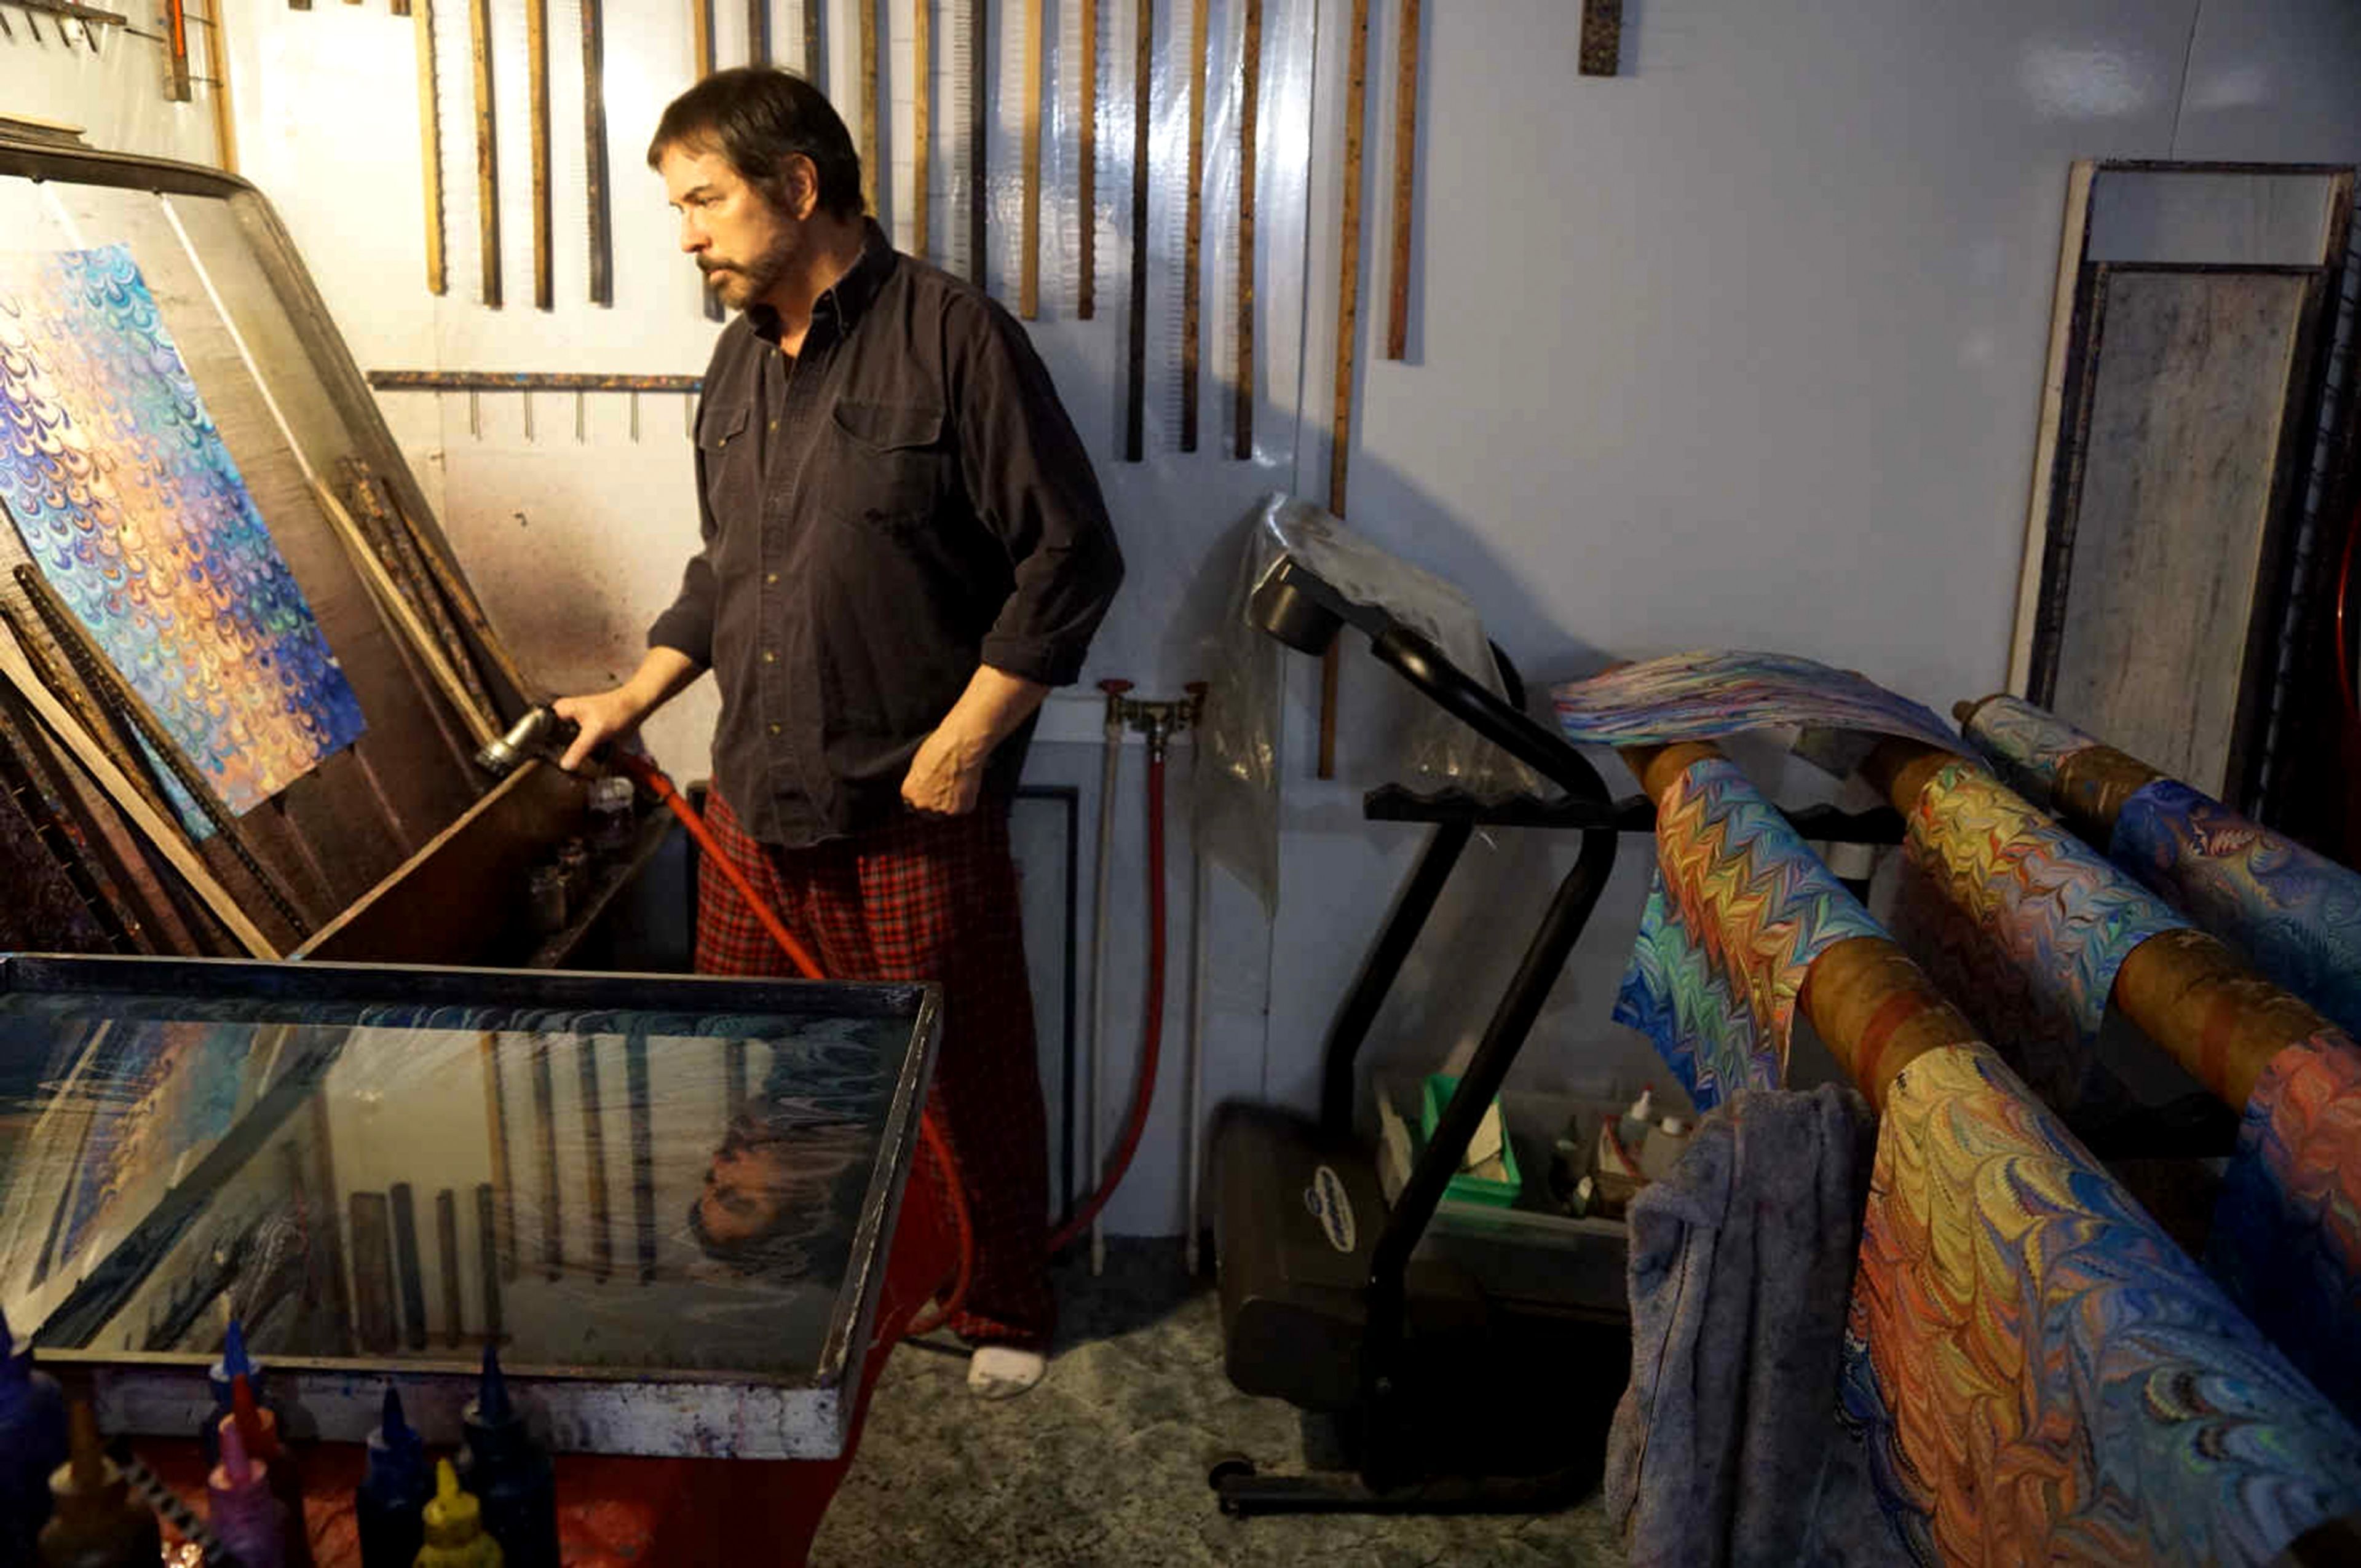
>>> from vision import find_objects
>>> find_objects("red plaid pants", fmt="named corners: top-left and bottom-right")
top-left (695, 789), bottom-right (1054, 1349)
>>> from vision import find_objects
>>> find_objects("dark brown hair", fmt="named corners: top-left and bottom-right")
top-left (646, 67), bottom-right (864, 221)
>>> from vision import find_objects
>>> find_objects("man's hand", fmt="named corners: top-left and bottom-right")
top-left (901, 722), bottom-right (989, 816)
top-left (551, 687), bottom-right (649, 772)
top-left (900, 666), bottom-right (1050, 816)
top-left (552, 648), bottom-right (703, 771)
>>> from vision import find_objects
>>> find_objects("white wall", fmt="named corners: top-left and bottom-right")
top-left (18, 0), bottom-right (2361, 1236)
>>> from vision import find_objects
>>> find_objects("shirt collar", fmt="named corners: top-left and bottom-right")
top-left (748, 218), bottom-right (896, 345)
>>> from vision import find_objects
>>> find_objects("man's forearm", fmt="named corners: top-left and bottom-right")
top-left (939, 664), bottom-right (1051, 755)
top-left (622, 646), bottom-right (706, 720)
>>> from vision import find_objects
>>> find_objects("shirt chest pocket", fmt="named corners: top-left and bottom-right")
top-left (697, 403), bottom-right (757, 526)
top-left (820, 400), bottom-right (950, 535)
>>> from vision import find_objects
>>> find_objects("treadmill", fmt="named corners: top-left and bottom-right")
top-left (1208, 544), bottom-right (1902, 1517)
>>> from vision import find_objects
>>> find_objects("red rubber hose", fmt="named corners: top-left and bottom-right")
top-left (1046, 746), bottom-right (1167, 1253)
top-left (606, 751), bottom-right (975, 1334)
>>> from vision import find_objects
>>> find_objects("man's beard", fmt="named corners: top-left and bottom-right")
top-left (700, 230), bottom-right (797, 312)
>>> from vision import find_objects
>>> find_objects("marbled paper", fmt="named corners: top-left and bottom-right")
top-left (1840, 1044), bottom-right (2361, 1566)
top-left (1552, 648), bottom-right (1960, 754)
top-left (0, 245), bottom-right (363, 818)
top-left (1613, 754), bottom-right (1883, 1109)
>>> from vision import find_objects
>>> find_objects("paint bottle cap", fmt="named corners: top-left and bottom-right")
top-left (420, 1460), bottom-right (487, 1549)
top-left (362, 1385), bottom-right (428, 1499)
top-left (466, 1342), bottom-right (518, 1432)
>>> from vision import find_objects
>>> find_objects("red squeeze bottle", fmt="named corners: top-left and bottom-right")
top-left (230, 1373), bottom-right (315, 1568)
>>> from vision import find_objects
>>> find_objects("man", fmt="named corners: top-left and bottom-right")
top-left (555, 67), bottom-right (1123, 1398)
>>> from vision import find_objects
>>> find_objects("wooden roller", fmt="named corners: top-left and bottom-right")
top-left (1861, 736), bottom-right (2331, 1112)
top-left (1618, 739), bottom-right (1983, 1111)
top-left (1953, 692), bottom-right (2164, 843)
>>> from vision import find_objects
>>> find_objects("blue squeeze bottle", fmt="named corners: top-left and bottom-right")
top-left (453, 1345), bottom-right (558, 1568)
top-left (1, 1308), bottom-right (71, 1561)
top-left (356, 1386), bottom-right (432, 1568)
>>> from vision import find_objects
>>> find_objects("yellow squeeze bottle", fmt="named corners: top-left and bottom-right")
top-left (412, 1460), bottom-right (504, 1568)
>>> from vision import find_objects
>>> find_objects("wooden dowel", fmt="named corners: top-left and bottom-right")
top-left (416, 0), bottom-right (446, 294)
top-left (860, 0), bottom-right (880, 221)
top-left (1178, 0), bottom-right (1206, 445)
top-left (583, 0), bottom-right (614, 305)
top-left (205, 0), bottom-right (237, 172)
top-left (471, 0), bottom-right (502, 307)
top-left (911, 0), bottom-right (930, 258)
top-left (1384, 0), bottom-right (1417, 360)
top-left (1076, 0), bottom-right (1096, 318)
top-left (1019, 0), bottom-right (1043, 317)
top-left (1234, 0), bottom-right (1258, 457)
top-left (528, 0), bottom-right (555, 312)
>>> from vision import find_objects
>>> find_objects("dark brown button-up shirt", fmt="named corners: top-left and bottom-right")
top-left (649, 222), bottom-right (1123, 848)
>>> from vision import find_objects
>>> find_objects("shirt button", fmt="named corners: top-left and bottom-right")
top-left (768, 723), bottom-right (781, 736)
top-left (769, 420), bottom-right (778, 432)
top-left (765, 572), bottom-right (778, 585)
top-left (762, 649), bottom-right (777, 664)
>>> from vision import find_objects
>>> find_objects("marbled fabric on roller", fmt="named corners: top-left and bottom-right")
top-left (2112, 780), bottom-right (2361, 1041)
top-left (1888, 761), bottom-right (2187, 1114)
top-left (1841, 1044), bottom-right (2361, 1566)
top-left (1613, 755), bottom-right (1881, 1110)
top-left (1960, 694), bottom-right (2100, 805)
top-left (1551, 648), bottom-right (1959, 753)
top-left (0, 245), bottom-right (365, 821)
top-left (2209, 1028), bottom-right (2361, 1426)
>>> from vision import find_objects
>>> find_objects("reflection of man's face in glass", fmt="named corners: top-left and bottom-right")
top-left (697, 1135), bottom-right (840, 1247)
top-left (688, 1106), bottom-right (868, 1277)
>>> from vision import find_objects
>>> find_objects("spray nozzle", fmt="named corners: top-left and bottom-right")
top-left (221, 1318), bottom-right (252, 1380)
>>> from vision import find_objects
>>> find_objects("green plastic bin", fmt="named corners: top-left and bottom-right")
top-left (1418, 1073), bottom-right (1523, 1207)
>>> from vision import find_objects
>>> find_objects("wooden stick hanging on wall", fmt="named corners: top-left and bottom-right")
top-left (860, 0), bottom-right (881, 224)
top-left (415, 0), bottom-right (448, 294)
top-left (912, 0), bottom-right (931, 258)
top-left (691, 0), bottom-right (722, 322)
top-left (207, 0), bottom-right (239, 171)
top-left (528, 0), bottom-right (555, 310)
top-left (1384, 0), bottom-right (1418, 360)
top-left (470, 0), bottom-right (503, 308)
top-left (583, 0), bottom-right (614, 305)
top-left (1234, 0), bottom-right (1258, 457)
top-left (802, 0), bottom-right (821, 86)
top-left (1077, 0), bottom-right (1097, 319)
top-left (1018, 0), bottom-right (1043, 318)
top-left (1178, 0), bottom-right (1208, 448)
top-left (747, 0), bottom-right (769, 64)
top-left (1122, 0), bottom-right (1151, 460)
top-left (965, 0), bottom-right (986, 288)
top-left (1319, 0), bottom-right (1373, 778)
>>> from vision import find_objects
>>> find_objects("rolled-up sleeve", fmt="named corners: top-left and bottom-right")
top-left (645, 416), bottom-right (723, 668)
top-left (952, 298), bottom-right (1125, 686)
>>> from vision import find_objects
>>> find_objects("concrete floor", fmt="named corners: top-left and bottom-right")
top-left (812, 1242), bottom-right (1620, 1567)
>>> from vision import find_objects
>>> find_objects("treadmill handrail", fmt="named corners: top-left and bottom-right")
top-left (1366, 626), bottom-right (1613, 804)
